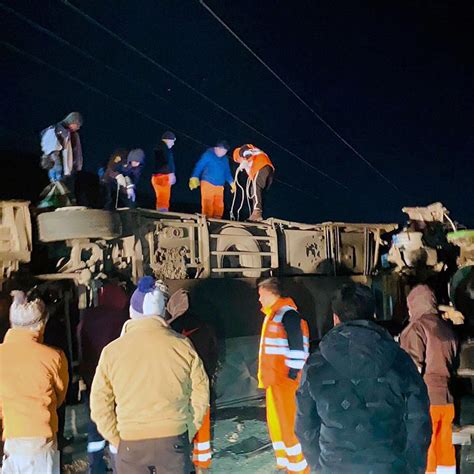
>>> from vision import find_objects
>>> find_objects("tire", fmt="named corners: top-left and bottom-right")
top-left (38, 207), bottom-right (121, 242)
top-left (213, 226), bottom-right (263, 278)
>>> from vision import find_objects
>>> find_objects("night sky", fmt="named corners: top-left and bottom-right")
top-left (1, 0), bottom-right (473, 226)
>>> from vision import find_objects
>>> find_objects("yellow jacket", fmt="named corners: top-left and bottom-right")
top-left (0, 328), bottom-right (69, 439)
top-left (90, 317), bottom-right (209, 447)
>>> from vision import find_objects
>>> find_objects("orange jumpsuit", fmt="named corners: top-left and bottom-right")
top-left (258, 297), bottom-right (310, 474)
top-left (151, 174), bottom-right (171, 211)
top-left (193, 407), bottom-right (212, 469)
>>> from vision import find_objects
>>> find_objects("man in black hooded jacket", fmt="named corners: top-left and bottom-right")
top-left (295, 283), bottom-right (431, 474)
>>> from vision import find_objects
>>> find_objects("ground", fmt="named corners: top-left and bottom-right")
top-left (62, 402), bottom-right (277, 473)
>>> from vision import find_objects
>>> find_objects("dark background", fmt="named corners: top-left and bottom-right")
top-left (1, 0), bottom-right (473, 225)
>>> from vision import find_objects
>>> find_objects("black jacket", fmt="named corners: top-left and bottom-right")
top-left (153, 141), bottom-right (175, 175)
top-left (295, 320), bottom-right (431, 474)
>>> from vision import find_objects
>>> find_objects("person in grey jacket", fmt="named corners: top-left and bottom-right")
top-left (295, 283), bottom-right (431, 474)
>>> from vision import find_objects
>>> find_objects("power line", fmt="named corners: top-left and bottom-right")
top-left (60, 0), bottom-right (348, 190)
top-left (199, 0), bottom-right (400, 192)
top-left (0, 1), bottom-right (228, 139)
top-left (1, 41), bottom-right (319, 203)
top-left (0, 41), bottom-right (207, 148)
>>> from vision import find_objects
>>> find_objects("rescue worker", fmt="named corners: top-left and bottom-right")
top-left (90, 277), bottom-right (209, 474)
top-left (0, 291), bottom-right (69, 474)
top-left (189, 141), bottom-right (236, 219)
top-left (39, 111), bottom-right (84, 206)
top-left (167, 288), bottom-right (219, 473)
top-left (152, 131), bottom-right (177, 211)
top-left (233, 144), bottom-right (274, 221)
top-left (123, 148), bottom-right (146, 207)
top-left (257, 277), bottom-right (310, 474)
top-left (78, 282), bottom-right (130, 473)
top-left (101, 148), bottom-right (129, 210)
top-left (400, 285), bottom-right (458, 474)
top-left (295, 283), bottom-right (432, 474)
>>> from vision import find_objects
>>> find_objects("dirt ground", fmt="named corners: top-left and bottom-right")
top-left (62, 403), bottom-right (277, 474)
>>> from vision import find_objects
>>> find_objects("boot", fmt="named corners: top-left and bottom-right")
top-left (248, 209), bottom-right (263, 222)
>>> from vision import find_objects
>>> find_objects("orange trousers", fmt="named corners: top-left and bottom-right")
top-left (426, 404), bottom-right (456, 474)
top-left (200, 181), bottom-right (224, 219)
top-left (151, 174), bottom-right (171, 211)
top-left (193, 408), bottom-right (212, 469)
top-left (266, 384), bottom-right (309, 473)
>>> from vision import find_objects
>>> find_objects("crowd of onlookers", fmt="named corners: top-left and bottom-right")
top-left (0, 273), bottom-right (459, 474)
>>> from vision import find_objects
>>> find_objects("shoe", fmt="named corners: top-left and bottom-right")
top-left (248, 210), bottom-right (263, 222)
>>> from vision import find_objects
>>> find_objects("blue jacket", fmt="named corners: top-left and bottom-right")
top-left (191, 148), bottom-right (233, 186)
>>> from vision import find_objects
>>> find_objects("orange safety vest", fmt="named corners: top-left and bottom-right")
top-left (258, 297), bottom-right (309, 389)
top-left (233, 144), bottom-right (275, 181)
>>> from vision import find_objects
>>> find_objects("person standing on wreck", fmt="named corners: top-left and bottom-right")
top-left (40, 112), bottom-right (84, 205)
top-left (257, 277), bottom-right (310, 473)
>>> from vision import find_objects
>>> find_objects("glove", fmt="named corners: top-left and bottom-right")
top-left (230, 182), bottom-right (236, 194)
top-left (115, 174), bottom-right (127, 188)
top-left (169, 173), bottom-right (176, 186)
top-left (189, 177), bottom-right (200, 190)
top-left (127, 186), bottom-right (136, 202)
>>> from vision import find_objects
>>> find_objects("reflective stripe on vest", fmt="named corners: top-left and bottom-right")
top-left (259, 305), bottom-right (309, 386)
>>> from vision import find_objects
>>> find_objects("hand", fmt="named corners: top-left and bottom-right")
top-left (189, 177), bottom-right (200, 190)
top-left (230, 182), bottom-right (236, 194)
top-left (127, 186), bottom-right (136, 201)
top-left (115, 174), bottom-right (127, 188)
top-left (169, 173), bottom-right (176, 186)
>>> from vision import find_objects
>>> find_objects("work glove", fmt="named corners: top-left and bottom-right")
top-left (230, 182), bottom-right (236, 194)
top-left (169, 173), bottom-right (176, 186)
top-left (127, 186), bottom-right (136, 202)
top-left (189, 177), bottom-right (200, 190)
top-left (115, 174), bottom-right (127, 188)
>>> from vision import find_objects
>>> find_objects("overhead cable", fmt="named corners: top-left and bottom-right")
top-left (60, 0), bottom-right (349, 190)
top-left (199, 0), bottom-right (400, 192)
top-left (2, 41), bottom-right (318, 203)
top-left (0, 41), bottom-right (206, 147)
top-left (0, 2), bottom-right (228, 138)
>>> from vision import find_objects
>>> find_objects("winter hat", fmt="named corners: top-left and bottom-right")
top-left (239, 144), bottom-right (252, 158)
top-left (62, 112), bottom-right (83, 127)
top-left (215, 140), bottom-right (230, 151)
top-left (130, 276), bottom-right (169, 319)
top-left (9, 290), bottom-right (47, 328)
top-left (162, 131), bottom-right (176, 141)
top-left (127, 148), bottom-right (145, 165)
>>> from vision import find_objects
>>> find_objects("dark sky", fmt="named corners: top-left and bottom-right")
top-left (1, 0), bottom-right (473, 225)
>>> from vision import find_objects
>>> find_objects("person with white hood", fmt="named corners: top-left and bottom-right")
top-left (90, 276), bottom-right (209, 474)
top-left (0, 290), bottom-right (69, 474)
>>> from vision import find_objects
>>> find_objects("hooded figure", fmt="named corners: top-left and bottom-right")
top-left (0, 291), bottom-right (69, 474)
top-left (401, 285), bottom-right (458, 474)
top-left (90, 277), bottom-right (209, 474)
top-left (295, 284), bottom-right (431, 474)
top-left (167, 289), bottom-right (218, 473)
top-left (78, 282), bottom-right (130, 472)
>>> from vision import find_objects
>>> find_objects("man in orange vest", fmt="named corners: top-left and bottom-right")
top-left (257, 278), bottom-right (310, 474)
top-left (233, 144), bottom-right (275, 221)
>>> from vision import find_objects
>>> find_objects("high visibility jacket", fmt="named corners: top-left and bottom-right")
top-left (258, 298), bottom-right (309, 389)
top-left (233, 144), bottom-right (275, 181)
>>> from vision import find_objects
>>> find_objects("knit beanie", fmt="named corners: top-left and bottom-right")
top-left (127, 148), bottom-right (145, 165)
top-left (62, 112), bottom-right (83, 127)
top-left (162, 131), bottom-right (176, 140)
top-left (130, 276), bottom-right (169, 319)
top-left (215, 140), bottom-right (230, 151)
top-left (9, 290), bottom-right (47, 328)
